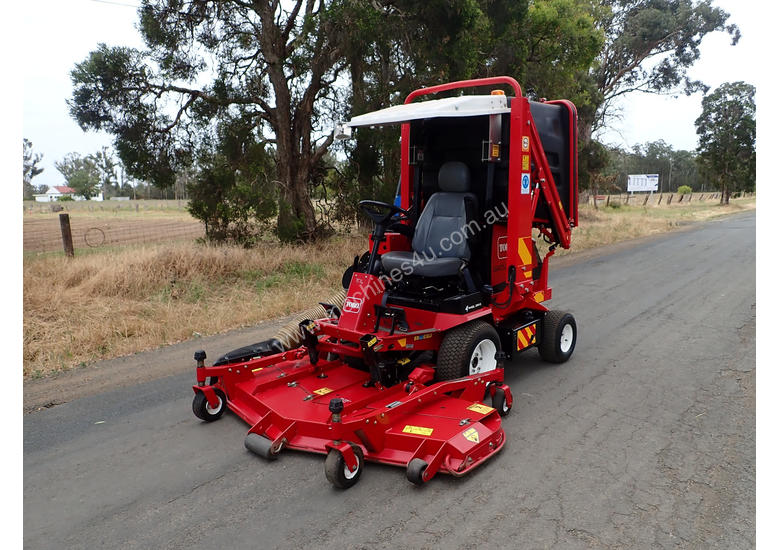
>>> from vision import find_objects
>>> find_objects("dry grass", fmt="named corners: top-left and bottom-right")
top-left (558, 196), bottom-right (756, 255)
top-left (24, 234), bottom-right (364, 377)
top-left (23, 195), bottom-right (755, 377)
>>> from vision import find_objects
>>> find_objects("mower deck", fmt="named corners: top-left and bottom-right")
top-left (194, 348), bottom-right (510, 484)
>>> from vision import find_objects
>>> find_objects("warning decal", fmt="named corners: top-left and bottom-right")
top-left (467, 403), bottom-right (495, 415)
top-left (522, 136), bottom-right (530, 151)
top-left (403, 425), bottom-right (434, 436)
top-left (314, 387), bottom-right (334, 396)
top-left (522, 154), bottom-right (530, 171)
top-left (462, 427), bottom-right (480, 443)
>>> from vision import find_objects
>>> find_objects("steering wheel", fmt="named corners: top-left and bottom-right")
top-left (358, 200), bottom-right (410, 226)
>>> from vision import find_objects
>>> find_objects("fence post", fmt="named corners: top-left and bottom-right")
top-left (606, 195), bottom-right (611, 207)
top-left (643, 194), bottom-right (649, 206)
top-left (667, 194), bottom-right (673, 205)
top-left (658, 193), bottom-right (663, 205)
top-left (59, 213), bottom-right (74, 258)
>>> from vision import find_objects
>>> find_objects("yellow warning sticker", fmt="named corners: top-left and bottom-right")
top-left (522, 154), bottom-right (530, 171)
top-left (398, 338), bottom-right (406, 347)
top-left (518, 239), bottom-right (533, 266)
top-left (534, 291), bottom-right (545, 302)
top-left (467, 403), bottom-right (495, 415)
top-left (517, 331), bottom-right (529, 349)
top-left (402, 425), bottom-right (434, 436)
top-left (462, 427), bottom-right (480, 443)
top-left (491, 144), bottom-right (500, 158)
top-left (313, 387), bottom-right (333, 396)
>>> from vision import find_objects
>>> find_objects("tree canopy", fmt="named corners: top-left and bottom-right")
top-left (23, 139), bottom-right (45, 200)
top-left (695, 81), bottom-right (755, 204)
top-left (67, 0), bottom-right (740, 241)
top-left (55, 153), bottom-right (102, 199)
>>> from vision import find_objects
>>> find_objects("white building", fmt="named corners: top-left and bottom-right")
top-left (33, 186), bottom-right (77, 202)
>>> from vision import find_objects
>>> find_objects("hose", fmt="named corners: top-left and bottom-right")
top-left (272, 288), bottom-right (347, 350)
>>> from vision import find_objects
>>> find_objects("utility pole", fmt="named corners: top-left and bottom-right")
top-left (668, 157), bottom-right (673, 194)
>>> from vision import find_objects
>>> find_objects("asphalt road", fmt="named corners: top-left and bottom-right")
top-left (24, 212), bottom-right (756, 549)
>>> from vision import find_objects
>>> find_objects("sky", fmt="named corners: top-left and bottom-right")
top-left (20, 0), bottom-right (764, 191)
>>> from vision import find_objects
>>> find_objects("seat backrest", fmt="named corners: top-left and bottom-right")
top-left (412, 161), bottom-right (478, 260)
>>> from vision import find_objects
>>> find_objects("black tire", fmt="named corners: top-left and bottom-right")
top-left (492, 387), bottom-right (511, 417)
top-left (192, 389), bottom-right (227, 421)
top-left (325, 444), bottom-right (364, 489)
top-left (406, 458), bottom-right (429, 486)
top-left (539, 310), bottom-right (577, 363)
top-left (436, 320), bottom-right (501, 381)
top-left (244, 433), bottom-right (280, 460)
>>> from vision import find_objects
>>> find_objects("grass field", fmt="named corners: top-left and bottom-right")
top-left (22, 195), bottom-right (755, 377)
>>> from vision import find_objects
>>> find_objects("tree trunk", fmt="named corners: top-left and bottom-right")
top-left (275, 129), bottom-right (317, 242)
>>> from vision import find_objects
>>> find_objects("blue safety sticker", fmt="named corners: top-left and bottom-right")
top-left (521, 173), bottom-right (531, 194)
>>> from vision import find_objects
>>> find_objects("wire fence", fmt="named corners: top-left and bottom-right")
top-left (23, 202), bottom-right (205, 253)
top-left (579, 191), bottom-right (755, 207)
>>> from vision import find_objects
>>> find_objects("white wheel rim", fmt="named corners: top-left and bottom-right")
top-left (206, 396), bottom-right (223, 415)
top-left (469, 339), bottom-right (498, 375)
top-left (344, 461), bottom-right (359, 479)
top-left (560, 324), bottom-right (574, 353)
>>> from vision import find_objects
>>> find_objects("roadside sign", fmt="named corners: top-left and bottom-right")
top-left (627, 174), bottom-right (659, 193)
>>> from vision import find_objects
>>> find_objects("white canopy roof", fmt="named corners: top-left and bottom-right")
top-left (346, 95), bottom-right (510, 127)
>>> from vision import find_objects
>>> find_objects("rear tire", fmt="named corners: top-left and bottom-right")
top-left (436, 320), bottom-right (501, 381)
top-left (539, 310), bottom-right (577, 363)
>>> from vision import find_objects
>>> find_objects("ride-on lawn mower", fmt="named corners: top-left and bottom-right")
top-left (191, 76), bottom-right (579, 488)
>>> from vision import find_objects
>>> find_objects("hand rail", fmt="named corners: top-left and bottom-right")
top-left (405, 76), bottom-right (522, 104)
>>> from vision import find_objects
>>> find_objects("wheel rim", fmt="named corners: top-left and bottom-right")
top-left (560, 324), bottom-right (574, 353)
top-left (206, 396), bottom-right (223, 415)
top-left (469, 339), bottom-right (498, 375)
top-left (343, 461), bottom-right (359, 480)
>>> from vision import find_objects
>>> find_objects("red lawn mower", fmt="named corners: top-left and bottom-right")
top-left (191, 76), bottom-right (579, 488)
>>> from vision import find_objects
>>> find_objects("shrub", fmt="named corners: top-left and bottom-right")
top-left (677, 185), bottom-right (693, 194)
top-left (57, 195), bottom-right (75, 201)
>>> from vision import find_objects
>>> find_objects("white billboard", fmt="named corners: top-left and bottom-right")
top-left (627, 174), bottom-right (659, 193)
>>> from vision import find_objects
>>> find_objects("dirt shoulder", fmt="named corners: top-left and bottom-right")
top-left (22, 210), bottom-right (750, 414)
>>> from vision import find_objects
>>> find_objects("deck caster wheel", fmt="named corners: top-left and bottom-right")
top-left (406, 458), bottom-right (429, 486)
top-left (492, 387), bottom-right (511, 417)
top-left (192, 389), bottom-right (226, 422)
top-left (539, 310), bottom-right (577, 363)
top-left (325, 444), bottom-right (364, 489)
top-left (244, 433), bottom-right (281, 460)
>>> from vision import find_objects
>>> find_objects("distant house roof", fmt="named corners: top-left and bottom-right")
top-left (52, 186), bottom-right (76, 194)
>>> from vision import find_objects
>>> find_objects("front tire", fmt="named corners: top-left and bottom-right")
top-left (325, 444), bottom-right (364, 489)
top-left (192, 389), bottom-right (226, 421)
top-left (436, 320), bottom-right (501, 381)
top-left (539, 310), bottom-right (577, 363)
top-left (492, 387), bottom-right (511, 416)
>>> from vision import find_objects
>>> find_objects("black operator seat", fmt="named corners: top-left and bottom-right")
top-left (381, 161), bottom-right (478, 278)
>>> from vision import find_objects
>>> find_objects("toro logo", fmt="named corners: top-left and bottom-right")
top-left (343, 296), bottom-right (363, 314)
top-left (497, 236), bottom-right (508, 260)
